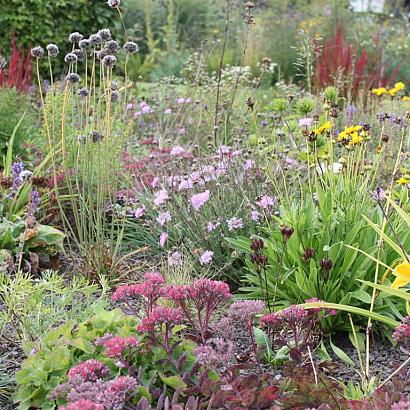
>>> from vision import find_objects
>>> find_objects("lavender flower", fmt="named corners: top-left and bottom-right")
top-left (346, 104), bottom-right (357, 116)
top-left (30, 190), bottom-right (41, 211)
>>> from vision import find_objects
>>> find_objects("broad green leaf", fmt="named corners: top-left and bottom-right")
top-left (330, 338), bottom-right (355, 367)
top-left (158, 374), bottom-right (186, 390)
top-left (358, 280), bottom-right (410, 302)
top-left (350, 290), bottom-right (372, 304)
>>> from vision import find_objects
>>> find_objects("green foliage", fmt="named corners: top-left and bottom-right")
top-left (0, 88), bottom-right (36, 160)
top-left (14, 307), bottom-right (132, 410)
top-left (0, 0), bottom-right (119, 74)
top-left (229, 183), bottom-right (409, 331)
top-left (0, 270), bottom-right (108, 350)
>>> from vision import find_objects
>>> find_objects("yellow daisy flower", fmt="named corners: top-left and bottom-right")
top-left (314, 121), bottom-right (332, 135)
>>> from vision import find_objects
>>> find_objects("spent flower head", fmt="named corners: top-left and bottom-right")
top-left (98, 28), bottom-right (112, 41)
top-left (66, 73), bottom-right (80, 84)
top-left (107, 0), bottom-right (121, 7)
top-left (123, 41), bottom-right (139, 54)
top-left (31, 46), bottom-right (44, 59)
top-left (46, 44), bottom-right (59, 57)
top-left (69, 32), bottom-right (84, 43)
top-left (64, 53), bottom-right (78, 64)
top-left (102, 55), bottom-right (117, 67)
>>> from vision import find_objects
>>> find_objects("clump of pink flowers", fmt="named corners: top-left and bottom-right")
top-left (96, 335), bottom-right (139, 359)
top-left (191, 190), bottom-right (210, 211)
top-left (111, 271), bottom-right (165, 315)
top-left (59, 399), bottom-right (104, 410)
top-left (67, 360), bottom-right (109, 382)
top-left (137, 306), bottom-right (182, 333)
top-left (164, 279), bottom-right (231, 342)
top-left (393, 316), bottom-right (410, 347)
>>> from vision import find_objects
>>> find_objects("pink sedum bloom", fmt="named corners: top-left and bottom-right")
top-left (191, 190), bottom-right (210, 211)
top-left (59, 399), bottom-right (104, 410)
top-left (100, 336), bottom-right (139, 358)
top-left (67, 360), bottom-right (109, 382)
top-left (137, 306), bottom-right (182, 333)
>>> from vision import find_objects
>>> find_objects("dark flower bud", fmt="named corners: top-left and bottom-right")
top-left (246, 97), bottom-right (254, 110)
top-left (69, 32), bottom-right (84, 43)
top-left (250, 238), bottom-right (264, 251)
top-left (123, 41), bottom-right (139, 54)
top-left (46, 44), bottom-right (59, 57)
top-left (66, 73), bottom-right (80, 84)
top-left (73, 49), bottom-right (85, 62)
top-left (307, 131), bottom-right (317, 142)
top-left (105, 40), bottom-right (120, 54)
top-left (320, 258), bottom-right (333, 272)
top-left (31, 46), bottom-right (44, 59)
top-left (89, 34), bottom-right (102, 46)
top-left (98, 29), bottom-right (112, 42)
top-left (302, 248), bottom-right (314, 262)
top-left (78, 87), bottom-right (89, 98)
top-left (107, 0), bottom-right (121, 7)
top-left (102, 55), bottom-right (117, 67)
top-left (111, 90), bottom-right (119, 102)
top-left (280, 225), bottom-right (294, 241)
top-left (79, 39), bottom-right (91, 50)
top-left (64, 53), bottom-right (78, 64)
top-left (91, 131), bottom-right (103, 143)
top-left (362, 123), bottom-right (370, 131)
top-left (381, 134), bottom-right (389, 143)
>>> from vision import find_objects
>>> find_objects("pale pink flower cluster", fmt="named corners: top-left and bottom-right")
top-left (191, 190), bottom-right (210, 210)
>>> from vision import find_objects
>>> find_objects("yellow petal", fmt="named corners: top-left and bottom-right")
top-left (391, 276), bottom-right (409, 289)
top-left (395, 262), bottom-right (410, 279)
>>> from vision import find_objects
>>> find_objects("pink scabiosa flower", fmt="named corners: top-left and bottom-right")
top-left (134, 206), bottom-right (145, 219)
top-left (243, 159), bottom-right (255, 170)
top-left (177, 97), bottom-right (186, 104)
top-left (170, 146), bottom-right (185, 156)
top-left (191, 190), bottom-right (210, 211)
top-left (67, 360), bottom-right (109, 382)
top-left (164, 108), bottom-right (172, 114)
top-left (159, 232), bottom-right (168, 247)
top-left (59, 399), bottom-right (104, 410)
top-left (150, 177), bottom-right (159, 188)
top-left (251, 210), bottom-right (260, 222)
top-left (154, 189), bottom-right (168, 206)
top-left (299, 118), bottom-right (313, 127)
top-left (168, 251), bottom-right (182, 267)
top-left (207, 220), bottom-right (220, 232)
top-left (156, 211), bottom-right (171, 226)
top-left (98, 336), bottom-right (139, 359)
top-left (256, 195), bottom-right (275, 209)
top-left (178, 178), bottom-right (193, 191)
top-left (199, 250), bottom-right (214, 265)
top-left (227, 217), bottom-right (243, 231)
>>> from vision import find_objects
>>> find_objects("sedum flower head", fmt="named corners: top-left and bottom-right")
top-left (137, 306), bottom-right (182, 333)
top-left (228, 300), bottom-right (265, 320)
top-left (97, 335), bottom-right (139, 358)
top-left (59, 399), bottom-right (104, 410)
top-left (67, 360), bottom-right (109, 382)
top-left (392, 316), bottom-right (410, 344)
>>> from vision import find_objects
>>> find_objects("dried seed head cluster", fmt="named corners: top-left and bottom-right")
top-left (102, 55), bottom-right (117, 67)
top-left (66, 73), bottom-right (81, 84)
top-left (123, 41), bottom-right (139, 54)
top-left (46, 44), bottom-right (59, 57)
top-left (97, 28), bottom-right (112, 41)
top-left (31, 46), bottom-right (44, 59)
top-left (64, 52), bottom-right (78, 64)
top-left (69, 32), bottom-right (84, 44)
top-left (107, 0), bottom-right (121, 7)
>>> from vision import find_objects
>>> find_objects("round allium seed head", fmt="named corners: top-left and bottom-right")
top-left (73, 49), bottom-right (85, 62)
top-left (96, 49), bottom-right (108, 61)
top-left (107, 0), bottom-right (121, 7)
top-left (102, 55), bottom-right (117, 67)
top-left (66, 73), bottom-right (80, 84)
top-left (78, 87), bottom-right (89, 98)
top-left (79, 39), bottom-right (91, 50)
top-left (111, 90), bottom-right (119, 102)
top-left (123, 41), bottom-right (138, 54)
top-left (64, 52), bottom-right (78, 64)
top-left (98, 29), bottom-right (112, 42)
top-left (69, 32), bottom-right (84, 44)
top-left (31, 46), bottom-right (44, 59)
top-left (91, 131), bottom-right (103, 143)
top-left (89, 34), bottom-right (102, 46)
top-left (105, 40), bottom-right (120, 53)
top-left (111, 80), bottom-right (119, 90)
top-left (46, 44), bottom-right (59, 57)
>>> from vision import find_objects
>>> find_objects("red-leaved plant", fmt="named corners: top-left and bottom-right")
top-left (314, 22), bottom-right (399, 101)
top-left (0, 37), bottom-right (32, 93)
